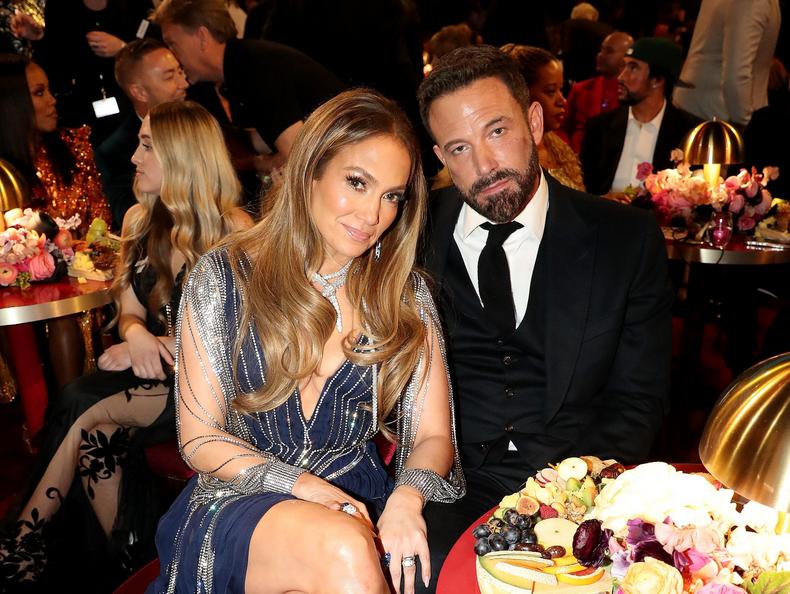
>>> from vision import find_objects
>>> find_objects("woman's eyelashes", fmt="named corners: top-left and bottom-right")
top-left (345, 173), bottom-right (405, 203)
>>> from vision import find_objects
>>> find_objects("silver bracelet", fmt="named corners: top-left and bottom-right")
top-left (262, 460), bottom-right (308, 494)
top-left (395, 468), bottom-right (443, 506)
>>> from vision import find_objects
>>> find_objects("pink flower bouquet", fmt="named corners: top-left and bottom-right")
top-left (0, 209), bottom-right (76, 289)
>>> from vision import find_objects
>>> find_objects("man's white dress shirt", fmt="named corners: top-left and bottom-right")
top-left (610, 100), bottom-right (666, 192)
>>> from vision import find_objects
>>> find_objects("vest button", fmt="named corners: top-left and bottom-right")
top-left (505, 423), bottom-right (514, 433)
top-left (505, 387), bottom-right (515, 398)
top-left (496, 339), bottom-right (504, 346)
top-left (503, 355), bottom-right (512, 366)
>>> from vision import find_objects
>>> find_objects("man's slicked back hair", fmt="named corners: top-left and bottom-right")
top-left (417, 44), bottom-right (531, 139)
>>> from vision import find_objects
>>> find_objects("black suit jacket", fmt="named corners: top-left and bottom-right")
top-left (581, 102), bottom-right (702, 195)
top-left (95, 114), bottom-right (140, 229)
top-left (424, 175), bottom-right (673, 467)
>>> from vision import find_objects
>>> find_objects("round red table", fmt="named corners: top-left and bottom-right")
top-left (436, 463), bottom-right (706, 594)
top-left (0, 276), bottom-right (112, 437)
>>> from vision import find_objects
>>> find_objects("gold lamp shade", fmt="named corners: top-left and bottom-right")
top-left (699, 353), bottom-right (790, 512)
top-left (0, 158), bottom-right (29, 212)
top-left (682, 118), bottom-right (745, 166)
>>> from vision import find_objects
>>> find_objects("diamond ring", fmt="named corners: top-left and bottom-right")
top-left (381, 552), bottom-right (391, 567)
top-left (340, 502), bottom-right (357, 515)
top-left (401, 555), bottom-right (417, 568)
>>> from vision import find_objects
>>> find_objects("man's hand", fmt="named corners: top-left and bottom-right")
top-left (86, 31), bottom-right (125, 58)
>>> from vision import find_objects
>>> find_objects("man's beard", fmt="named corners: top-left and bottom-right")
top-left (618, 85), bottom-right (643, 106)
top-left (460, 147), bottom-right (540, 223)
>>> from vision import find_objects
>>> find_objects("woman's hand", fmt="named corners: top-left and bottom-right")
top-left (377, 486), bottom-right (430, 594)
top-left (97, 342), bottom-right (132, 371)
top-left (292, 472), bottom-right (373, 530)
top-left (125, 324), bottom-right (173, 380)
top-left (86, 31), bottom-right (125, 57)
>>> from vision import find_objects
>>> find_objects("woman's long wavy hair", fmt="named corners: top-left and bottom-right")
top-left (113, 100), bottom-right (241, 325)
top-left (227, 89), bottom-right (428, 436)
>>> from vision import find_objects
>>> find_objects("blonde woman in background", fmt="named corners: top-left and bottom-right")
top-left (0, 100), bottom-right (251, 587)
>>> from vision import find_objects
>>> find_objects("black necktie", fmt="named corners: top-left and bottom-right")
top-left (478, 221), bottom-right (523, 336)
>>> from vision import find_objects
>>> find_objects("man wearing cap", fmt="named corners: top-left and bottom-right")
top-left (580, 37), bottom-right (701, 196)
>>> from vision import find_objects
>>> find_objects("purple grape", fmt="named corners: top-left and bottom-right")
top-left (472, 524), bottom-right (491, 539)
top-left (502, 526), bottom-right (521, 544)
top-left (474, 537), bottom-right (492, 556)
top-left (489, 534), bottom-right (507, 551)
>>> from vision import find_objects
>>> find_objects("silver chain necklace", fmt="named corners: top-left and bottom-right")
top-left (311, 260), bottom-right (353, 333)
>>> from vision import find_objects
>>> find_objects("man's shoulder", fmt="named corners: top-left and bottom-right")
top-left (95, 116), bottom-right (138, 163)
top-left (664, 103), bottom-right (702, 128)
top-left (570, 76), bottom-right (601, 96)
top-left (549, 178), bottom-right (655, 230)
top-left (587, 105), bottom-right (626, 127)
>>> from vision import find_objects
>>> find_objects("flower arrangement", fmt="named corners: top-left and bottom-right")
top-left (576, 462), bottom-right (790, 594)
top-left (0, 209), bottom-right (77, 289)
top-left (628, 152), bottom-right (781, 233)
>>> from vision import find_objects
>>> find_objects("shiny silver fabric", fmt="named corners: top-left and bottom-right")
top-left (161, 250), bottom-right (465, 592)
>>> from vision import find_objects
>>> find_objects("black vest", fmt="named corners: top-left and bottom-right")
top-left (440, 236), bottom-right (549, 452)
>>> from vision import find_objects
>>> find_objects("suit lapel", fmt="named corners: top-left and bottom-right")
top-left (424, 186), bottom-right (464, 289)
top-left (654, 104), bottom-right (680, 171)
top-left (544, 177), bottom-right (598, 421)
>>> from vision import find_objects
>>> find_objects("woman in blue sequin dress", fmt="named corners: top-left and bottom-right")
top-left (149, 89), bottom-right (465, 594)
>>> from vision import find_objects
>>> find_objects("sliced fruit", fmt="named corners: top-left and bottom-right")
top-left (534, 485), bottom-right (553, 505)
top-left (557, 457), bottom-right (588, 482)
top-left (551, 501), bottom-right (566, 516)
top-left (565, 477), bottom-right (582, 492)
top-left (479, 555), bottom-right (558, 587)
top-left (552, 555), bottom-right (580, 567)
top-left (555, 566), bottom-right (605, 585)
top-left (534, 518), bottom-right (578, 551)
top-left (516, 495), bottom-right (540, 515)
top-left (493, 507), bottom-right (506, 520)
top-left (499, 493), bottom-right (520, 509)
top-left (482, 551), bottom-right (555, 566)
top-left (543, 562), bottom-right (585, 575)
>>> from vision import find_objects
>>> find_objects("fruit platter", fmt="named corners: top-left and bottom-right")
top-left (471, 458), bottom-right (790, 594)
top-left (67, 218), bottom-right (119, 282)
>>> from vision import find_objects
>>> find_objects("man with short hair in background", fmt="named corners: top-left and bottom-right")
top-left (95, 39), bottom-right (188, 228)
top-left (581, 37), bottom-right (700, 196)
top-left (562, 31), bottom-right (633, 153)
top-left (151, 0), bottom-right (345, 176)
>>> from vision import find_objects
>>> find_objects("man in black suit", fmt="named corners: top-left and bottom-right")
top-left (95, 39), bottom-right (188, 228)
top-left (581, 37), bottom-right (701, 196)
top-left (415, 45), bottom-right (673, 591)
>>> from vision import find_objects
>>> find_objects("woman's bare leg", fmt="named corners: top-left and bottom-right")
top-left (246, 499), bottom-right (389, 594)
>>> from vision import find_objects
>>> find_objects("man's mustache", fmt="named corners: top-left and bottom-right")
top-left (470, 169), bottom-right (521, 197)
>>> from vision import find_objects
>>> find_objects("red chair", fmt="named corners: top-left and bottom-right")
top-left (113, 559), bottom-right (160, 594)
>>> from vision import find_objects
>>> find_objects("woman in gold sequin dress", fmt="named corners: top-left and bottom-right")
top-left (0, 53), bottom-right (112, 389)
top-left (0, 53), bottom-right (110, 232)
top-left (502, 45), bottom-right (586, 192)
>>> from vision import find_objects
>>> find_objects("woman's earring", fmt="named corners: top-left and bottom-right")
top-left (374, 240), bottom-right (382, 261)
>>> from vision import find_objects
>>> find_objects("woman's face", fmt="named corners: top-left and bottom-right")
top-left (25, 63), bottom-right (57, 133)
top-left (310, 134), bottom-right (411, 272)
top-left (530, 60), bottom-right (566, 132)
top-left (131, 116), bottom-right (164, 195)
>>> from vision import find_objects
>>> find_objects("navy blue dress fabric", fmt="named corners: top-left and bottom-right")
top-left (148, 331), bottom-right (394, 592)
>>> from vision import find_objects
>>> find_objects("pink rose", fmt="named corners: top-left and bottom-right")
top-left (0, 264), bottom-right (18, 286)
top-left (762, 166), bottom-right (780, 182)
top-left (27, 251), bottom-right (55, 281)
top-left (744, 180), bottom-right (759, 198)
top-left (695, 584), bottom-right (747, 594)
top-left (636, 162), bottom-right (653, 181)
top-left (724, 176), bottom-right (741, 191)
top-left (737, 216), bottom-right (756, 232)
top-left (729, 193), bottom-right (745, 213)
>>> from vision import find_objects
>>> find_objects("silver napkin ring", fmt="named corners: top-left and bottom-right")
top-left (401, 555), bottom-right (417, 568)
top-left (340, 502), bottom-right (357, 515)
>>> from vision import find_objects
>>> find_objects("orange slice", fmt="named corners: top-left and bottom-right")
top-left (556, 566), bottom-right (605, 585)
